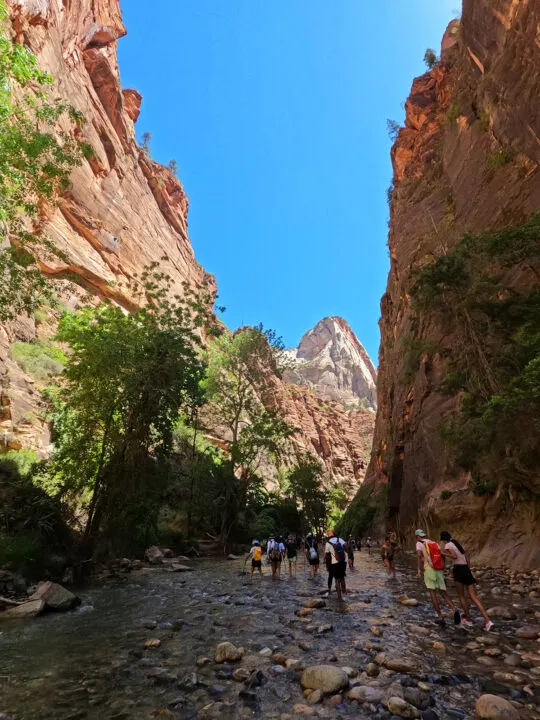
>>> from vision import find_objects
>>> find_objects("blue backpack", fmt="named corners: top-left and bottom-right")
top-left (333, 540), bottom-right (346, 563)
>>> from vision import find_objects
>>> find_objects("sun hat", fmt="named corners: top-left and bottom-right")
top-left (415, 529), bottom-right (426, 537)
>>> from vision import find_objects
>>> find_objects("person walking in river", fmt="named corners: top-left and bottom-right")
top-left (248, 539), bottom-right (264, 580)
top-left (381, 534), bottom-right (396, 579)
top-left (267, 535), bottom-right (285, 579)
top-left (285, 535), bottom-right (297, 578)
top-left (439, 531), bottom-right (494, 632)
top-left (346, 536), bottom-right (355, 571)
top-left (415, 529), bottom-right (460, 626)
top-left (325, 530), bottom-right (347, 600)
top-left (305, 533), bottom-right (320, 579)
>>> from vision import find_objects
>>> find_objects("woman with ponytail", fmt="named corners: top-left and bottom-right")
top-left (440, 531), bottom-right (493, 631)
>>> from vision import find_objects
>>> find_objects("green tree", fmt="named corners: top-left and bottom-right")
top-left (203, 326), bottom-right (294, 545)
top-left (287, 455), bottom-right (329, 534)
top-left (48, 266), bottom-right (210, 557)
top-left (386, 119), bottom-right (400, 143)
top-left (424, 48), bottom-right (438, 69)
top-left (141, 131), bottom-right (152, 154)
top-left (168, 159), bottom-right (178, 175)
top-left (0, 1), bottom-right (87, 321)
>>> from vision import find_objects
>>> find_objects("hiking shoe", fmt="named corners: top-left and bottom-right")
top-left (484, 621), bottom-right (494, 632)
top-left (461, 618), bottom-right (473, 628)
top-left (453, 610), bottom-right (461, 625)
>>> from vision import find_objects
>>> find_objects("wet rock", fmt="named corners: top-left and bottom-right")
top-left (305, 599), bottom-right (326, 609)
top-left (292, 704), bottom-right (314, 715)
top-left (486, 607), bottom-right (516, 621)
top-left (384, 658), bottom-right (416, 674)
top-left (366, 663), bottom-right (380, 677)
top-left (515, 625), bottom-right (539, 639)
top-left (209, 685), bottom-right (227, 696)
top-left (370, 625), bottom-right (384, 637)
top-left (316, 624), bottom-right (333, 634)
top-left (307, 689), bottom-right (323, 705)
top-left (144, 639), bottom-right (161, 649)
top-left (144, 546), bottom-right (164, 565)
top-left (398, 596), bottom-right (419, 607)
top-left (296, 608), bottom-right (313, 618)
top-left (286, 659), bottom-right (303, 670)
top-left (341, 666), bottom-right (357, 678)
top-left (238, 689), bottom-right (257, 705)
top-left (215, 642), bottom-right (244, 663)
top-left (403, 688), bottom-right (427, 709)
top-left (421, 711), bottom-right (439, 720)
top-left (408, 624), bottom-right (431, 636)
top-left (0, 598), bottom-right (45, 619)
top-left (503, 654), bottom-right (521, 667)
top-left (298, 641), bottom-right (313, 651)
top-left (432, 641), bottom-right (446, 653)
top-left (386, 696), bottom-right (420, 718)
top-left (300, 665), bottom-right (348, 694)
top-left (475, 694), bottom-right (519, 719)
top-left (259, 647), bottom-right (272, 657)
top-left (492, 673), bottom-right (522, 685)
top-left (168, 564), bottom-right (193, 573)
top-left (232, 668), bottom-right (251, 682)
top-left (347, 685), bottom-right (385, 703)
top-left (33, 580), bottom-right (79, 611)
top-left (484, 648), bottom-right (502, 657)
top-left (245, 670), bottom-right (266, 688)
top-left (196, 657), bottom-right (211, 667)
top-left (131, 559), bottom-right (143, 571)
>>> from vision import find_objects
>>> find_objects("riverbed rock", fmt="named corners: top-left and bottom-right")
top-left (307, 689), bottom-right (323, 705)
top-left (305, 599), bottom-right (325, 609)
top-left (386, 696), bottom-right (420, 718)
top-left (215, 642), bottom-right (244, 663)
top-left (300, 665), bottom-right (348, 694)
top-left (145, 546), bottom-right (164, 565)
top-left (492, 672), bottom-right (522, 685)
top-left (397, 596), bottom-right (419, 607)
top-left (347, 685), bottom-right (384, 703)
top-left (168, 564), bottom-right (193, 573)
top-left (383, 657), bottom-right (416, 674)
top-left (475, 694), bottom-right (519, 719)
top-left (515, 625), bottom-right (540, 639)
top-left (29, 581), bottom-right (80, 612)
top-left (0, 598), bottom-right (45, 619)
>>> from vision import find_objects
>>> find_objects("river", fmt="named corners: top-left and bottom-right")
top-left (0, 551), bottom-right (538, 719)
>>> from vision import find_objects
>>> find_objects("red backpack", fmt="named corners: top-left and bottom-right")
top-left (426, 541), bottom-right (445, 570)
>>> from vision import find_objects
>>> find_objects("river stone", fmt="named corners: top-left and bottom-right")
top-left (347, 685), bottom-right (384, 703)
top-left (29, 581), bottom-right (80, 611)
top-left (366, 662), bottom-right (380, 677)
top-left (386, 696), bottom-right (420, 718)
top-left (307, 689), bottom-right (323, 705)
top-left (215, 642), bottom-right (244, 663)
top-left (144, 545), bottom-right (164, 565)
top-left (300, 665), bottom-right (348, 694)
top-left (475, 694), bottom-right (519, 719)
top-left (292, 704), bottom-right (315, 715)
top-left (0, 598), bottom-right (45, 619)
top-left (515, 625), bottom-right (540, 639)
top-left (492, 672), bottom-right (522, 685)
top-left (384, 658), bottom-right (416, 674)
top-left (305, 599), bottom-right (325, 609)
top-left (487, 607), bottom-right (516, 620)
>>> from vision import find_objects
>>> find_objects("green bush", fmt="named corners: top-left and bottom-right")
top-left (445, 101), bottom-right (461, 125)
top-left (10, 341), bottom-right (66, 382)
top-left (486, 149), bottom-right (511, 171)
top-left (440, 490), bottom-right (454, 501)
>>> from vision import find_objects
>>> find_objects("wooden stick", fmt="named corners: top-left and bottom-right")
top-left (0, 596), bottom-right (25, 606)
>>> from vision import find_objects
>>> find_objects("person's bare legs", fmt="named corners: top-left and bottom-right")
top-left (429, 589), bottom-right (443, 617)
top-left (440, 590), bottom-right (456, 612)
top-left (467, 585), bottom-right (491, 625)
top-left (456, 583), bottom-right (470, 619)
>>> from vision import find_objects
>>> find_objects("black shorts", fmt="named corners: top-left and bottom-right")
top-left (329, 562), bottom-right (347, 580)
top-left (252, 560), bottom-right (262, 568)
top-left (453, 564), bottom-right (476, 586)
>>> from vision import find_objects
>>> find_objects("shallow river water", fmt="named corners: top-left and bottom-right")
top-left (0, 551), bottom-right (539, 719)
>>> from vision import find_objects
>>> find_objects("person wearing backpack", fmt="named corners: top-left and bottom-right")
top-left (325, 530), bottom-right (347, 600)
top-left (304, 533), bottom-right (320, 579)
top-left (267, 536), bottom-right (285, 579)
top-left (440, 531), bottom-right (494, 632)
top-left (249, 539), bottom-right (264, 580)
top-left (285, 535), bottom-right (298, 578)
top-left (415, 529), bottom-right (460, 626)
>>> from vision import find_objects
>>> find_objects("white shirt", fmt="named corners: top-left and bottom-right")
top-left (416, 539), bottom-right (433, 570)
top-left (444, 540), bottom-right (467, 566)
top-left (325, 537), bottom-right (346, 564)
top-left (267, 540), bottom-right (284, 556)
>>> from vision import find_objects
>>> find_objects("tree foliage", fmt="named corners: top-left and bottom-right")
top-left (0, 2), bottom-right (86, 321)
top-left (423, 48), bottom-right (438, 70)
top-left (287, 454), bottom-right (329, 534)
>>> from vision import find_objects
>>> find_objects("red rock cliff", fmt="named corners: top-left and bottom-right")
top-left (1, 0), bottom-right (215, 452)
top-left (364, 0), bottom-right (540, 569)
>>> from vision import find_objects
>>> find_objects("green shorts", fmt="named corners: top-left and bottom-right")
top-left (424, 567), bottom-right (446, 591)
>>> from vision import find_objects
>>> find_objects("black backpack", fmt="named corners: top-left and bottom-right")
top-left (333, 540), bottom-right (346, 563)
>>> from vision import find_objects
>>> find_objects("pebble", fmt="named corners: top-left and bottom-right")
top-left (144, 639), bottom-right (161, 649)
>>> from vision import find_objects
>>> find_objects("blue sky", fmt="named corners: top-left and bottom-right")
top-left (118, 0), bottom-right (460, 362)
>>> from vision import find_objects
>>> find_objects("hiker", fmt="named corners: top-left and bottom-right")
top-left (267, 535), bottom-right (285, 579)
top-left (249, 539), bottom-right (264, 579)
top-left (440, 531), bottom-right (494, 631)
top-left (346, 536), bottom-right (355, 571)
top-left (285, 535), bottom-right (298, 578)
top-left (366, 536), bottom-right (373, 555)
top-left (304, 533), bottom-right (320, 579)
top-left (325, 530), bottom-right (347, 600)
top-left (381, 534), bottom-right (396, 579)
top-left (356, 537), bottom-right (362, 552)
top-left (415, 529), bottom-right (460, 626)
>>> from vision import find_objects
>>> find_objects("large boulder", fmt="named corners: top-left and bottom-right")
top-left (300, 665), bottom-right (348, 695)
top-left (386, 696), bottom-right (420, 719)
top-left (30, 581), bottom-right (80, 612)
top-left (515, 625), bottom-right (539, 639)
top-left (144, 546), bottom-right (164, 565)
top-left (0, 599), bottom-right (45, 619)
top-left (215, 642), bottom-right (244, 663)
top-left (475, 694), bottom-right (519, 720)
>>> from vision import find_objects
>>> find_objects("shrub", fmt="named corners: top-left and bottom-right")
top-left (445, 101), bottom-right (461, 125)
top-left (486, 149), bottom-right (512, 171)
top-left (10, 341), bottom-right (66, 382)
top-left (386, 183), bottom-right (394, 207)
top-left (386, 119), bottom-right (400, 143)
top-left (440, 490), bottom-right (454, 500)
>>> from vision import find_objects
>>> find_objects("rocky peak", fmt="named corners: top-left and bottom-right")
top-left (284, 317), bottom-right (377, 409)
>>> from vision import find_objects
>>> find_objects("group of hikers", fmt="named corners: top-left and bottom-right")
top-left (246, 527), bottom-right (494, 631)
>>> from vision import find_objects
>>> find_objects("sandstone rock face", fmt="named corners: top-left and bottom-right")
top-left (285, 317), bottom-right (377, 409)
top-left (363, 0), bottom-right (540, 569)
top-left (2, 0), bottom-right (216, 452)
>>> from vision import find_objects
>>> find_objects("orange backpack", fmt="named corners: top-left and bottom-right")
top-left (253, 547), bottom-right (262, 561)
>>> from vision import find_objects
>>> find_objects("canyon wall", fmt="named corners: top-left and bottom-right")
top-left (362, 0), bottom-right (540, 569)
top-left (1, 2), bottom-right (375, 494)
